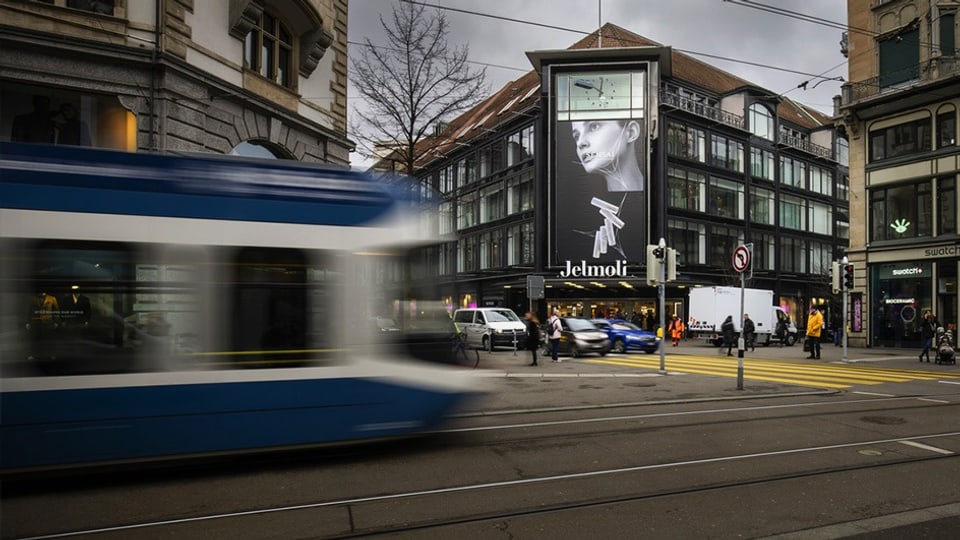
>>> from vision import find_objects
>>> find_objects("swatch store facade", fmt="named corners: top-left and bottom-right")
top-left (868, 249), bottom-right (958, 348)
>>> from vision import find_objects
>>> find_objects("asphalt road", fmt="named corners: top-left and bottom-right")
top-left (3, 348), bottom-right (959, 539)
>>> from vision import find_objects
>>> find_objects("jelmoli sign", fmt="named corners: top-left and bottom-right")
top-left (558, 260), bottom-right (629, 278)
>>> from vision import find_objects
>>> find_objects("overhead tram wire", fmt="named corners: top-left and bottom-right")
top-left (401, 0), bottom-right (847, 85)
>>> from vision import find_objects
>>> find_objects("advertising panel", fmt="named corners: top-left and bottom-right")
top-left (553, 68), bottom-right (649, 266)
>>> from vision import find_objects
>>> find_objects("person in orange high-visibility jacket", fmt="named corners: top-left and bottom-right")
top-left (667, 314), bottom-right (685, 347)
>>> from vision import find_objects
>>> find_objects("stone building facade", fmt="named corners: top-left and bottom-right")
top-left (0, 0), bottom-right (351, 163)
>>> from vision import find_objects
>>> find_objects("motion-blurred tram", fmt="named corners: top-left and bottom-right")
top-left (0, 142), bottom-right (478, 472)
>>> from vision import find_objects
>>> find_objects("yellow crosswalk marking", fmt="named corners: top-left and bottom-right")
top-left (586, 354), bottom-right (960, 389)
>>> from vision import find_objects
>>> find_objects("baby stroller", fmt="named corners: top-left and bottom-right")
top-left (935, 327), bottom-right (956, 365)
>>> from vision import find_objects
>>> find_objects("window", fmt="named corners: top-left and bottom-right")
top-left (245, 12), bottom-right (295, 88)
top-left (666, 121), bottom-right (706, 162)
top-left (836, 137), bottom-right (849, 167)
top-left (780, 156), bottom-right (806, 188)
top-left (750, 147), bottom-right (774, 180)
top-left (439, 165), bottom-right (455, 193)
top-left (709, 225), bottom-right (742, 267)
top-left (869, 117), bottom-right (932, 161)
top-left (439, 201), bottom-right (454, 235)
top-left (939, 177), bottom-right (956, 235)
top-left (809, 166), bottom-right (832, 196)
top-left (752, 232), bottom-right (775, 271)
top-left (507, 222), bottom-right (534, 265)
top-left (870, 181), bottom-right (933, 241)
top-left (809, 201), bottom-right (833, 235)
top-left (457, 236), bottom-right (476, 272)
top-left (938, 107), bottom-right (957, 148)
top-left (439, 242), bottom-right (455, 275)
top-left (836, 220), bottom-right (850, 241)
top-left (780, 195), bottom-right (806, 230)
top-left (809, 241), bottom-right (831, 276)
top-left (780, 237), bottom-right (806, 273)
top-left (667, 167), bottom-right (705, 212)
top-left (479, 143), bottom-right (504, 178)
top-left (837, 174), bottom-right (850, 202)
top-left (940, 11), bottom-right (956, 57)
top-left (667, 219), bottom-right (706, 265)
top-left (36, 0), bottom-right (116, 15)
top-left (710, 134), bottom-right (744, 172)
top-left (748, 104), bottom-right (775, 140)
top-left (479, 230), bottom-right (502, 269)
top-left (749, 186), bottom-right (775, 225)
top-left (457, 191), bottom-right (477, 230)
top-left (707, 177), bottom-right (744, 219)
top-left (507, 171), bottom-right (533, 214)
top-left (879, 27), bottom-right (919, 88)
top-left (506, 125), bottom-right (534, 166)
top-left (479, 183), bottom-right (505, 224)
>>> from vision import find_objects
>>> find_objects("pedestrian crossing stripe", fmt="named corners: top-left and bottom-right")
top-left (585, 355), bottom-right (960, 389)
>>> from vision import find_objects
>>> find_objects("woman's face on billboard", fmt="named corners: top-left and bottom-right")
top-left (570, 120), bottom-right (627, 174)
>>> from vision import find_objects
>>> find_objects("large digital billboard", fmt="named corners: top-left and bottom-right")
top-left (553, 69), bottom-right (650, 266)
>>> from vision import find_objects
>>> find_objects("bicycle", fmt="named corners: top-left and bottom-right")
top-left (452, 331), bottom-right (480, 368)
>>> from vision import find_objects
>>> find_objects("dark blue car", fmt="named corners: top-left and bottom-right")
top-left (590, 319), bottom-right (661, 354)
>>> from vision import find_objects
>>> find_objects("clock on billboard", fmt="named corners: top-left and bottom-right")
top-left (569, 73), bottom-right (632, 111)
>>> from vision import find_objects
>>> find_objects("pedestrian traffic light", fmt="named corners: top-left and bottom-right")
top-left (831, 261), bottom-right (842, 293)
top-left (842, 263), bottom-right (854, 290)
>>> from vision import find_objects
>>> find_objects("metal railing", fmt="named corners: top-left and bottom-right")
top-left (841, 56), bottom-right (960, 105)
top-left (660, 89), bottom-right (746, 131)
top-left (777, 132), bottom-right (833, 160)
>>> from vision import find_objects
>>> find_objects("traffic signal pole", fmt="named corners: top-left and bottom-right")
top-left (842, 256), bottom-right (849, 364)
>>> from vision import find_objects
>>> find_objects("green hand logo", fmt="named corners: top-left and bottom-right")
top-left (891, 218), bottom-right (910, 234)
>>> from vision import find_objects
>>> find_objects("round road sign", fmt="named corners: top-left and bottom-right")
top-left (733, 245), bottom-right (750, 273)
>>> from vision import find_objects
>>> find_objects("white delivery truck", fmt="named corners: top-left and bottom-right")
top-left (687, 286), bottom-right (798, 347)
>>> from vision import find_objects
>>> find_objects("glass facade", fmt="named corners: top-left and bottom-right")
top-left (871, 262), bottom-right (932, 347)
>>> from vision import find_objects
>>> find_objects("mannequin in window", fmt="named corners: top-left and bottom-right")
top-left (61, 287), bottom-right (91, 327)
top-left (54, 103), bottom-right (92, 146)
top-left (11, 95), bottom-right (57, 144)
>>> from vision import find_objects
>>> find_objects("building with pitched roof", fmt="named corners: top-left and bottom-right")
top-left (405, 23), bottom-right (849, 335)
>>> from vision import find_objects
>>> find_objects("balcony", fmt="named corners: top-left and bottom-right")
top-left (841, 56), bottom-right (960, 106)
top-left (660, 88), bottom-right (745, 131)
top-left (777, 132), bottom-right (833, 160)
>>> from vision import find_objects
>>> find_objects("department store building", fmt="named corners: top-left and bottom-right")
top-left (403, 23), bottom-right (852, 333)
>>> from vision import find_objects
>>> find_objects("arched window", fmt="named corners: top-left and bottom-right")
top-left (748, 103), bottom-right (775, 141)
top-left (244, 12), bottom-right (294, 89)
top-left (230, 140), bottom-right (292, 159)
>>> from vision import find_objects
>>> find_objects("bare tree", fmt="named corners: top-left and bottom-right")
top-left (351, 1), bottom-right (487, 175)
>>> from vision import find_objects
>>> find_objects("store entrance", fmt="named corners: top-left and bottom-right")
top-left (547, 298), bottom-right (680, 333)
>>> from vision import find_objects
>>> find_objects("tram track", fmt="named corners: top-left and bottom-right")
top-left (9, 424), bottom-right (960, 539)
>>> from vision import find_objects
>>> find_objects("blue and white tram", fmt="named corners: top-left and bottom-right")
top-left (0, 142), bottom-right (478, 472)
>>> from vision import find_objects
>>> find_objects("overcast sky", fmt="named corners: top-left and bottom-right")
top-left (346, 0), bottom-right (849, 166)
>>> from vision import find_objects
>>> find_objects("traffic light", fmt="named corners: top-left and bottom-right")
top-left (646, 244), bottom-right (662, 286)
top-left (842, 263), bottom-right (854, 290)
top-left (831, 261), bottom-right (842, 293)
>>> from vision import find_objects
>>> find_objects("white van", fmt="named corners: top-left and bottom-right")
top-left (452, 307), bottom-right (527, 351)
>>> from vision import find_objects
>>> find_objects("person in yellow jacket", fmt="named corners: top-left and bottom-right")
top-left (805, 306), bottom-right (823, 359)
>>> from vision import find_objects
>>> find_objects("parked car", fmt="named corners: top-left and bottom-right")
top-left (590, 318), bottom-right (660, 353)
top-left (452, 307), bottom-right (527, 351)
top-left (542, 317), bottom-right (611, 357)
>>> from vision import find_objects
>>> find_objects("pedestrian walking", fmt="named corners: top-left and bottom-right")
top-left (805, 306), bottom-right (823, 359)
top-left (547, 309), bottom-right (563, 362)
top-left (667, 314), bottom-right (685, 347)
top-left (721, 315), bottom-right (736, 356)
top-left (742, 313), bottom-right (756, 352)
top-left (524, 311), bottom-right (541, 366)
top-left (919, 310), bottom-right (938, 363)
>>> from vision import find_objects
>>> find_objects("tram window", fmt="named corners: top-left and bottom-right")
top-left (5, 241), bottom-right (203, 376)
top-left (229, 248), bottom-right (332, 367)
